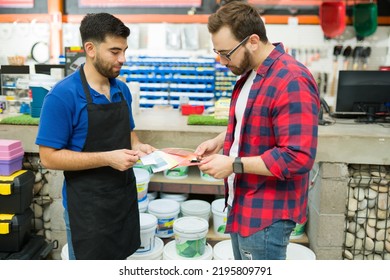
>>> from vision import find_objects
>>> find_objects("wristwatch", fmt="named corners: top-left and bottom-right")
top-left (232, 157), bottom-right (244, 174)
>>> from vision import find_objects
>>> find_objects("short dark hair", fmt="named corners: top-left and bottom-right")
top-left (79, 13), bottom-right (130, 45)
top-left (208, 1), bottom-right (268, 43)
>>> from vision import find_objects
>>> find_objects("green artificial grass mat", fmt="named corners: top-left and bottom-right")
top-left (187, 115), bottom-right (228, 126)
top-left (0, 114), bottom-right (40, 125)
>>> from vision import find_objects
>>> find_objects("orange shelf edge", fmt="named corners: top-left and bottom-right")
top-left (0, 14), bottom-right (389, 25)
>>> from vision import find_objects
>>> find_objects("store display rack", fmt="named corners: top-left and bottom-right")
top-left (120, 56), bottom-right (216, 109)
top-left (214, 63), bottom-right (237, 99)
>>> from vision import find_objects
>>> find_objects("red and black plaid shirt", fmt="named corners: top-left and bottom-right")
top-left (224, 43), bottom-right (320, 237)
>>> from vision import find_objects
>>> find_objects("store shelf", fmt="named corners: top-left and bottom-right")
top-left (158, 217), bottom-right (309, 247)
top-left (121, 56), bottom-right (217, 109)
top-left (149, 166), bottom-right (224, 195)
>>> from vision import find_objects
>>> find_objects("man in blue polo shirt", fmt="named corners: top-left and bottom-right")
top-left (35, 13), bottom-right (154, 260)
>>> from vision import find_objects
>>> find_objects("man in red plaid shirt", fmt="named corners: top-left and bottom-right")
top-left (196, 2), bottom-right (320, 260)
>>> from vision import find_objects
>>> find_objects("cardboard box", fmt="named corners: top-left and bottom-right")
top-left (0, 170), bottom-right (34, 214)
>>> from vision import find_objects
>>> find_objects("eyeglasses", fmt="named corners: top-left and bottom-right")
top-left (213, 36), bottom-right (250, 61)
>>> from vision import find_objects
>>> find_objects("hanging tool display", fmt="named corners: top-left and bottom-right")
top-left (361, 46), bottom-right (372, 70)
top-left (352, 46), bottom-right (364, 70)
top-left (330, 45), bottom-right (343, 97)
top-left (342, 46), bottom-right (352, 70)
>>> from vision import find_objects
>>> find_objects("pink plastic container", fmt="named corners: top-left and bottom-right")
top-left (0, 140), bottom-right (24, 175)
top-left (0, 140), bottom-right (22, 152)
top-left (0, 146), bottom-right (24, 161)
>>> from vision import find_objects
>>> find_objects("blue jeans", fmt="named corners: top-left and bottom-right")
top-left (63, 209), bottom-right (76, 260)
top-left (230, 219), bottom-right (296, 260)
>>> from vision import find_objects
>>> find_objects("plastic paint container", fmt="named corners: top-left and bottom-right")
top-left (286, 243), bottom-right (316, 260)
top-left (160, 192), bottom-right (188, 204)
top-left (180, 199), bottom-right (211, 222)
top-left (137, 213), bottom-right (158, 253)
top-left (147, 199), bottom-right (180, 238)
top-left (164, 166), bottom-right (188, 179)
top-left (127, 237), bottom-right (164, 260)
top-left (61, 243), bottom-right (69, 260)
top-left (133, 168), bottom-right (150, 202)
top-left (134, 163), bottom-right (153, 176)
top-left (290, 221), bottom-right (306, 240)
top-left (211, 198), bottom-right (229, 237)
top-left (199, 169), bottom-right (223, 182)
top-left (213, 239), bottom-right (234, 260)
top-left (138, 196), bottom-right (149, 213)
top-left (147, 191), bottom-right (158, 202)
top-left (173, 217), bottom-right (209, 258)
top-left (163, 240), bottom-right (213, 260)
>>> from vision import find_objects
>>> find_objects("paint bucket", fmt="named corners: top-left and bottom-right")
top-left (213, 239), bottom-right (234, 260)
top-left (147, 199), bottom-right (180, 238)
top-left (163, 240), bottom-right (213, 260)
top-left (173, 216), bottom-right (209, 258)
top-left (286, 243), bottom-right (316, 260)
top-left (137, 213), bottom-right (157, 253)
top-left (211, 198), bottom-right (229, 237)
top-left (133, 168), bottom-right (150, 202)
top-left (200, 169), bottom-right (223, 182)
top-left (160, 192), bottom-right (188, 204)
top-left (147, 191), bottom-right (158, 202)
top-left (180, 199), bottom-right (211, 222)
top-left (164, 166), bottom-right (188, 179)
top-left (134, 163), bottom-right (153, 176)
top-left (138, 195), bottom-right (149, 213)
top-left (127, 237), bottom-right (164, 260)
top-left (61, 243), bottom-right (69, 260)
top-left (290, 221), bottom-right (306, 240)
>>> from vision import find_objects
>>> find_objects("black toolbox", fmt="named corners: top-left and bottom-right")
top-left (0, 208), bottom-right (33, 252)
top-left (0, 170), bottom-right (35, 214)
top-left (0, 235), bottom-right (56, 260)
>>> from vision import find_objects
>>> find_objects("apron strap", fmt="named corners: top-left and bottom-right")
top-left (80, 65), bottom-right (126, 103)
top-left (80, 65), bottom-right (93, 104)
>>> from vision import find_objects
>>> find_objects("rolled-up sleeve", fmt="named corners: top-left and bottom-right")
top-left (261, 74), bottom-right (319, 180)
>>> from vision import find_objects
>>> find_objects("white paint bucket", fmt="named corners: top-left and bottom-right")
top-left (286, 243), bottom-right (316, 260)
top-left (163, 240), bottom-right (213, 260)
top-left (147, 199), bottom-right (180, 238)
top-left (134, 168), bottom-right (150, 202)
top-left (137, 213), bottom-right (157, 253)
top-left (138, 195), bottom-right (149, 213)
top-left (211, 198), bottom-right (229, 237)
top-left (290, 221), bottom-right (306, 240)
top-left (61, 243), bottom-right (69, 260)
top-left (127, 237), bottom-right (164, 260)
top-left (147, 191), bottom-right (158, 202)
top-left (164, 166), bottom-right (188, 179)
top-left (173, 217), bottom-right (209, 258)
top-left (213, 239), bottom-right (234, 260)
top-left (199, 169), bottom-right (223, 182)
top-left (160, 192), bottom-right (188, 204)
top-left (180, 199), bottom-right (211, 222)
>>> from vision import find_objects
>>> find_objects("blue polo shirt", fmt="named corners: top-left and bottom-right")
top-left (35, 67), bottom-right (135, 209)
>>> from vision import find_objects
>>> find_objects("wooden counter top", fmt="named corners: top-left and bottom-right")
top-left (0, 109), bottom-right (389, 164)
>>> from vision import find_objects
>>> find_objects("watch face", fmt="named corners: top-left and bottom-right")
top-left (233, 161), bottom-right (243, 174)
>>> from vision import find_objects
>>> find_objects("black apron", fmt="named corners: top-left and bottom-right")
top-left (64, 66), bottom-right (140, 260)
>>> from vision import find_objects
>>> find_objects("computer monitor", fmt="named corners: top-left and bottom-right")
top-left (35, 64), bottom-right (65, 76)
top-left (334, 70), bottom-right (390, 122)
